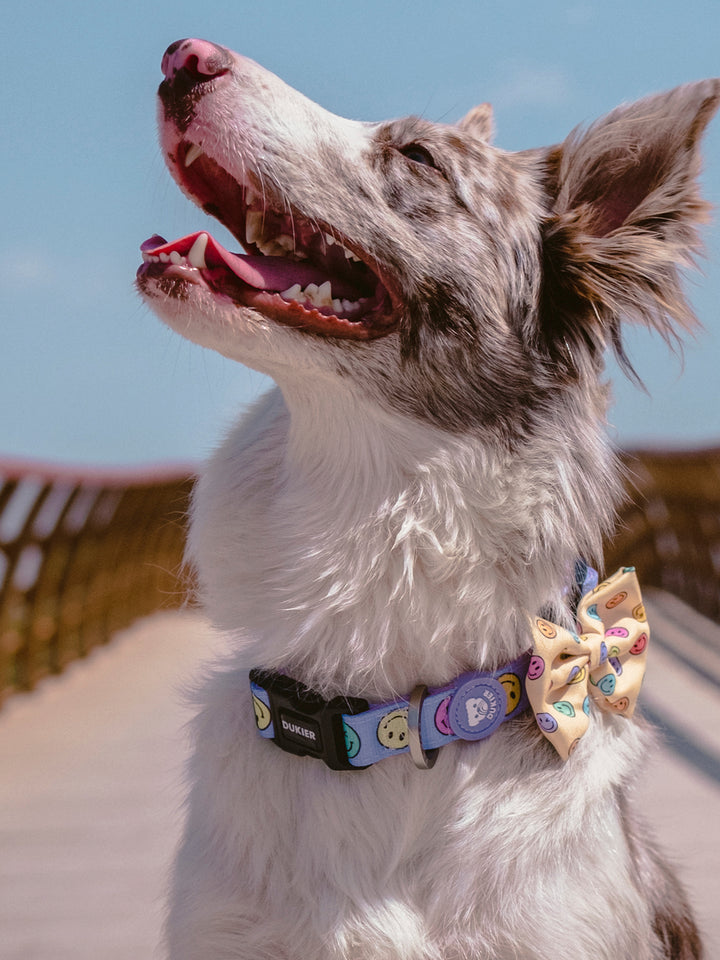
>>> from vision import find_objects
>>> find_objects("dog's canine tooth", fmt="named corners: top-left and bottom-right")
top-left (184, 143), bottom-right (204, 168)
top-left (187, 232), bottom-right (209, 269)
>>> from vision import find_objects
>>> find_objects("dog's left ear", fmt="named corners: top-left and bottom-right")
top-left (539, 79), bottom-right (720, 375)
top-left (457, 102), bottom-right (494, 142)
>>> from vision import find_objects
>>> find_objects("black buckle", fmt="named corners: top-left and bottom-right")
top-left (249, 669), bottom-right (370, 771)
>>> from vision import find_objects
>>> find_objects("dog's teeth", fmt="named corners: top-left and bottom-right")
top-left (184, 143), bottom-right (204, 168)
top-left (245, 186), bottom-right (258, 206)
top-left (324, 233), bottom-right (335, 246)
top-left (316, 281), bottom-right (333, 306)
top-left (342, 298), bottom-right (358, 312)
top-left (246, 211), bottom-right (263, 245)
top-left (169, 250), bottom-right (184, 265)
top-left (187, 232), bottom-right (209, 269)
top-left (280, 284), bottom-right (302, 300)
top-left (280, 282), bottom-right (340, 309)
top-left (159, 251), bottom-right (170, 263)
top-left (276, 234), bottom-right (295, 252)
top-left (343, 246), bottom-right (361, 262)
top-left (258, 240), bottom-right (285, 256)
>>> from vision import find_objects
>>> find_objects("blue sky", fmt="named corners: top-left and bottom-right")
top-left (2, 0), bottom-right (719, 466)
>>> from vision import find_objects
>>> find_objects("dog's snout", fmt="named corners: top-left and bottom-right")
top-left (161, 38), bottom-right (231, 84)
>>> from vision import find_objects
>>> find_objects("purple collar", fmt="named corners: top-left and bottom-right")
top-left (250, 652), bottom-right (532, 770)
top-left (249, 562), bottom-right (599, 771)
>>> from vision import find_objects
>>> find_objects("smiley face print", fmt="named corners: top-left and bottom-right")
top-left (252, 694), bottom-right (272, 731)
top-left (434, 696), bottom-right (453, 736)
top-left (597, 673), bottom-right (617, 696)
top-left (605, 591), bottom-right (627, 610)
top-left (633, 602), bottom-right (647, 622)
top-left (535, 619), bottom-right (557, 639)
top-left (343, 721), bottom-right (361, 758)
top-left (527, 656), bottom-right (545, 681)
top-left (567, 664), bottom-right (586, 685)
top-left (630, 632), bottom-right (648, 656)
top-left (608, 696), bottom-right (630, 713)
top-left (377, 708), bottom-right (409, 750)
top-left (535, 712), bottom-right (558, 734)
top-left (498, 673), bottom-right (521, 715)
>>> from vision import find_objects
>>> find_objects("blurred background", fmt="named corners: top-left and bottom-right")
top-left (2, 0), bottom-right (719, 466)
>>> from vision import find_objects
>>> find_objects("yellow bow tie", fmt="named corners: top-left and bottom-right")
top-left (526, 567), bottom-right (649, 759)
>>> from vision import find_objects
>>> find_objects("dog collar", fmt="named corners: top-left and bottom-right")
top-left (250, 651), bottom-right (533, 771)
top-left (250, 562), bottom-right (603, 771)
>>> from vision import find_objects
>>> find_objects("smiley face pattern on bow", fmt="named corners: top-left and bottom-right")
top-left (526, 567), bottom-right (648, 760)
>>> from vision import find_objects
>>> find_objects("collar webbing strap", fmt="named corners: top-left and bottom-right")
top-left (250, 653), bottom-right (531, 770)
top-left (249, 562), bottom-right (599, 771)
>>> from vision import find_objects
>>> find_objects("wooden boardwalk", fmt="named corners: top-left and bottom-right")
top-left (0, 599), bottom-right (719, 959)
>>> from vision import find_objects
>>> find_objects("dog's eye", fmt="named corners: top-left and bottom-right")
top-left (400, 144), bottom-right (438, 169)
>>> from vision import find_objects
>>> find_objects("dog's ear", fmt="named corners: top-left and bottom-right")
top-left (539, 79), bottom-right (720, 377)
top-left (457, 103), bottom-right (494, 142)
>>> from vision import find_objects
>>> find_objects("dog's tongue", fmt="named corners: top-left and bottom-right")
top-left (141, 232), bottom-right (362, 299)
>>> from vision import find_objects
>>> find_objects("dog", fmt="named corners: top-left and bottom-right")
top-left (137, 38), bottom-right (719, 960)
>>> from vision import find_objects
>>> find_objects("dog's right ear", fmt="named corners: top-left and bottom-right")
top-left (538, 79), bottom-right (720, 378)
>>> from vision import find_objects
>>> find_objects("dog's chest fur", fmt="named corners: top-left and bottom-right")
top-left (189, 380), bottom-right (613, 700)
top-left (178, 386), bottom-right (653, 960)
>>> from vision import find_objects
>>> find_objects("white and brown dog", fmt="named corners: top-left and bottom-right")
top-left (138, 39), bottom-right (719, 959)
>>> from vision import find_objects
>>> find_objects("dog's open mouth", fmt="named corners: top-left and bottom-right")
top-left (138, 143), bottom-right (396, 339)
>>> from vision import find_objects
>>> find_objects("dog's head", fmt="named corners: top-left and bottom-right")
top-left (137, 39), bottom-right (718, 443)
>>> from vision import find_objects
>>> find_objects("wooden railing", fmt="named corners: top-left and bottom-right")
top-left (605, 447), bottom-right (720, 622)
top-left (1, 445), bottom-right (718, 703)
top-left (0, 459), bottom-right (194, 703)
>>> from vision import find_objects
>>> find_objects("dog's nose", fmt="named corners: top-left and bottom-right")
top-left (161, 38), bottom-right (231, 83)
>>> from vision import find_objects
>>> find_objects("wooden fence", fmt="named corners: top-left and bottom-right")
top-left (605, 447), bottom-right (720, 623)
top-left (0, 459), bottom-right (193, 704)
top-left (0, 446), bottom-right (718, 703)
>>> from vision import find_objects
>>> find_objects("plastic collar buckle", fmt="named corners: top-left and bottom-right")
top-left (249, 669), bottom-right (370, 771)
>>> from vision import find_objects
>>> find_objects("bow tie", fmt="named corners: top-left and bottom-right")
top-left (527, 566), bottom-right (649, 759)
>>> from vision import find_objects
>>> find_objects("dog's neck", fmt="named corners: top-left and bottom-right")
top-left (193, 375), bottom-right (619, 700)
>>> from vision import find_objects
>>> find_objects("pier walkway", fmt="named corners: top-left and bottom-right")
top-left (1, 595), bottom-right (719, 959)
